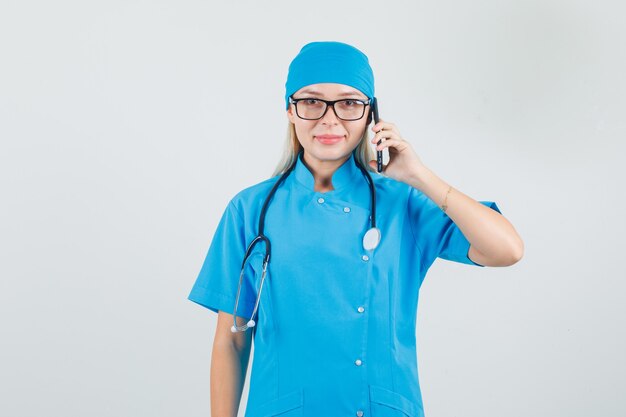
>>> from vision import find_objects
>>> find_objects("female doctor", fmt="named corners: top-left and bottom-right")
top-left (188, 41), bottom-right (524, 417)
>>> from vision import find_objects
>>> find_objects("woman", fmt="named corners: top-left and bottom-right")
top-left (188, 41), bottom-right (523, 417)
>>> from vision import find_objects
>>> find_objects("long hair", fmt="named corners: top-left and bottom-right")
top-left (272, 121), bottom-right (377, 177)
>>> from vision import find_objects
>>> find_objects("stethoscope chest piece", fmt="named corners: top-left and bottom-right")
top-left (363, 227), bottom-right (381, 251)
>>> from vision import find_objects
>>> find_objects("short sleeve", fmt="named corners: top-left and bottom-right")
top-left (187, 201), bottom-right (257, 319)
top-left (408, 187), bottom-right (502, 269)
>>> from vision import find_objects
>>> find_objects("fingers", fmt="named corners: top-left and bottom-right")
top-left (369, 119), bottom-right (409, 165)
top-left (371, 119), bottom-right (399, 135)
top-left (368, 160), bottom-right (387, 171)
top-left (371, 130), bottom-right (394, 145)
top-left (373, 138), bottom-right (409, 152)
top-left (371, 120), bottom-right (401, 145)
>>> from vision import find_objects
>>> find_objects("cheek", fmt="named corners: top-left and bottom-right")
top-left (293, 125), bottom-right (317, 150)
top-left (293, 121), bottom-right (315, 138)
top-left (349, 123), bottom-right (367, 140)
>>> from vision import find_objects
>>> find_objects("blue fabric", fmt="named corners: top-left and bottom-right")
top-left (284, 41), bottom-right (375, 109)
top-left (188, 152), bottom-right (502, 416)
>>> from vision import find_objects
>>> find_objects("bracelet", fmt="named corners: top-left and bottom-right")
top-left (441, 185), bottom-right (452, 213)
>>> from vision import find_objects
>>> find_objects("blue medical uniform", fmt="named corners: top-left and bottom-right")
top-left (188, 152), bottom-right (501, 417)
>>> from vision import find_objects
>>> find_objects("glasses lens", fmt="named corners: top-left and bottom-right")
top-left (335, 100), bottom-right (366, 121)
top-left (296, 99), bottom-right (326, 119)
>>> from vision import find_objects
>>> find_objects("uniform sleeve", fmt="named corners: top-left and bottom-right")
top-left (408, 187), bottom-right (502, 269)
top-left (187, 201), bottom-right (257, 319)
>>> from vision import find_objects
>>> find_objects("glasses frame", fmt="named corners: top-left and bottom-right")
top-left (289, 95), bottom-right (371, 121)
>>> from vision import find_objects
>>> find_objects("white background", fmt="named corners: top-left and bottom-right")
top-left (1, 1), bottom-right (624, 416)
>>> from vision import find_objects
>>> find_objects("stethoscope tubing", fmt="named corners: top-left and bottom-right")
top-left (231, 150), bottom-right (377, 333)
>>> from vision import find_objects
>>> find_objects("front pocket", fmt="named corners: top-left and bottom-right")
top-left (369, 385), bottom-right (422, 417)
top-left (256, 389), bottom-right (304, 417)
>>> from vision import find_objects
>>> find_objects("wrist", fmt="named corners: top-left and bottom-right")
top-left (407, 164), bottom-right (433, 191)
top-left (408, 166), bottom-right (453, 210)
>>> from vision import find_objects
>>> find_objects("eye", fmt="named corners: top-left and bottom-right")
top-left (343, 100), bottom-right (361, 106)
top-left (303, 99), bottom-right (320, 105)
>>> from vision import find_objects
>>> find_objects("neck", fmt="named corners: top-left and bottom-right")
top-left (302, 152), bottom-right (351, 193)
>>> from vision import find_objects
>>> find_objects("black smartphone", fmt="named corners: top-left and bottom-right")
top-left (371, 97), bottom-right (382, 172)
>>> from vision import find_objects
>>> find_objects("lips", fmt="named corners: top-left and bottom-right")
top-left (315, 135), bottom-right (344, 145)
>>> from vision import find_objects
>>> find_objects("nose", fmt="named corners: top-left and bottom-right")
top-left (320, 103), bottom-right (340, 124)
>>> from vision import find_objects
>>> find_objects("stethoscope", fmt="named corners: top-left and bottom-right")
top-left (231, 149), bottom-right (381, 333)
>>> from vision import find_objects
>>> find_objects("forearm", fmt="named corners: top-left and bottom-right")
top-left (408, 165), bottom-right (524, 266)
top-left (210, 340), bottom-right (251, 417)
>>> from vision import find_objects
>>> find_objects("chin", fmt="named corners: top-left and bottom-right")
top-left (310, 145), bottom-right (353, 162)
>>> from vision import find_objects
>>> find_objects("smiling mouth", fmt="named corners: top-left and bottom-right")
top-left (315, 135), bottom-right (344, 145)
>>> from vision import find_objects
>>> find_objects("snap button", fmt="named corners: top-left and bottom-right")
top-left (357, 306), bottom-right (365, 313)
top-left (356, 411), bottom-right (364, 417)
top-left (361, 255), bottom-right (369, 262)
top-left (355, 359), bottom-right (362, 366)
top-left (343, 207), bottom-right (351, 213)
top-left (317, 197), bottom-right (325, 204)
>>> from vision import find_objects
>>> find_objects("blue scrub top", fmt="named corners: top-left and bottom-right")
top-left (188, 151), bottom-right (501, 417)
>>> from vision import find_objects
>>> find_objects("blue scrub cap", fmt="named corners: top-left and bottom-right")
top-left (284, 41), bottom-right (375, 110)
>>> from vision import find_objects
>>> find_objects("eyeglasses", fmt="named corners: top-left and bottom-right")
top-left (289, 96), bottom-right (371, 121)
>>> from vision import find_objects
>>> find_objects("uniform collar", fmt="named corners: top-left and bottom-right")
top-left (293, 151), bottom-right (362, 192)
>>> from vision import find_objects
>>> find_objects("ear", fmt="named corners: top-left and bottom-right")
top-left (286, 106), bottom-right (295, 124)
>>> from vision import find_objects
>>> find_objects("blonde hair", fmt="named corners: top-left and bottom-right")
top-left (272, 122), bottom-right (376, 177)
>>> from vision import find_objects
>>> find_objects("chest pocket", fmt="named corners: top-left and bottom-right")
top-left (369, 385), bottom-right (423, 417)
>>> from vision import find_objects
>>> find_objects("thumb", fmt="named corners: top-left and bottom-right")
top-left (368, 160), bottom-right (377, 170)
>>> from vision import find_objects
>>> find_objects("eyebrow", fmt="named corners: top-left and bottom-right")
top-left (298, 89), bottom-right (366, 98)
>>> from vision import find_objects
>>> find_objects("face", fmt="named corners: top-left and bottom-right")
top-left (286, 83), bottom-right (370, 167)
